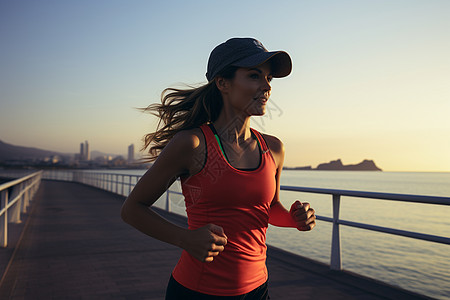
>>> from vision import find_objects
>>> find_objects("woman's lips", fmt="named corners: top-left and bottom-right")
top-left (254, 96), bottom-right (268, 104)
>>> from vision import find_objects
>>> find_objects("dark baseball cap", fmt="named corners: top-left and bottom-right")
top-left (206, 37), bottom-right (292, 82)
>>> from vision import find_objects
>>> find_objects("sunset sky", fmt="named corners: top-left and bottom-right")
top-left (1, 0), bottom-right (449, 172)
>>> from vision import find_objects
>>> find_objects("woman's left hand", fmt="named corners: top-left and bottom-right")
top-left (290, 200), bottom-right (316, 231)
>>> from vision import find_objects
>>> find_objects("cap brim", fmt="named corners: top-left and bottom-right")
top-left (231, 51), bottom-right (292, 78)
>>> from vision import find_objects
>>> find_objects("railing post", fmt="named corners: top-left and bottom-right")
top-left (0, 190), bottom-right (8, 247)
top-left (166, 191), bottom-right (171, 212)
top-left (330, 194), bottom-right (342, 270)
top-left (121, 175), bottom-right (124, 196)
top-left (9, 185), bottom-right (21, 224)
top-left (114, 174), bottom-right (116, 194)
top-left (23, 179), bottom-right (31, 213)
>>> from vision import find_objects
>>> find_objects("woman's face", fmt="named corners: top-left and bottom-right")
top-left (223, 61), bottom-right (273, 117)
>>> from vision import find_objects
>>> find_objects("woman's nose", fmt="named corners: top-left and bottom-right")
top-left (262, 78), bottom-right (271, 92)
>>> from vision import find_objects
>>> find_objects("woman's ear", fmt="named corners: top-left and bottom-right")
top-left (215, 76), bottom-right (229, 93)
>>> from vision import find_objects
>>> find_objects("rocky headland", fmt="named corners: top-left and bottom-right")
top-left (284, 159), bottom-right (382, 171)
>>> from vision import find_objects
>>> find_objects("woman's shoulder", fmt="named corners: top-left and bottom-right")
top-left (169, 128), bottom-right (207, 175)
top-left (260, 133), bottom-right (284, 154)
top-left (171, 128), bottom-right (204, 150)
top-left (260, 133), bottom-right (285, 168)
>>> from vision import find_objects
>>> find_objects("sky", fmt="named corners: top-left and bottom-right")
top-left (1, 0), bottom-right (449, 172)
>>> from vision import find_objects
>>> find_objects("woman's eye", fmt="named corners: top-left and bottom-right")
top-left (249, 73), bottom-right (272, 82)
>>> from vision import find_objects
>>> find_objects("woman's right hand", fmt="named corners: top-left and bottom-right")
top-left (181, 224), bottom-right (228, 262)
top-left (290, 200), bottom-right (316, 231)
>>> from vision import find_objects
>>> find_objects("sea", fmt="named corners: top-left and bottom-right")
top-left (89, 169), bottom-right (450, 299)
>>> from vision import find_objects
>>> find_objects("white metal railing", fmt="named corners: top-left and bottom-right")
top-left (76, 172), bottom-right (142, 196)
top-left (280, 185), bottom-right (450, 270)
top-left (0, 171), bottom-right (43, 247)
top-left (33, 170), bottom-right (450, 271)
top-left (41, 170), bottom-right (142, 196)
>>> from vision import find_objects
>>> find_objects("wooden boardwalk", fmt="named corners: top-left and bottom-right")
top-left (0, 181), bottom-right (432, 299)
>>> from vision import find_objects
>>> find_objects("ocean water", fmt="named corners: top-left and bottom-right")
top-left (89, 169), bottom-right (450, 299)
top-left (267, 171), bottom-right (450, 300)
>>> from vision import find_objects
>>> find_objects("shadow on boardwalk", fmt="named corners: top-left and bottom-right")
top-left (0, 181), bottom-right (432, 299)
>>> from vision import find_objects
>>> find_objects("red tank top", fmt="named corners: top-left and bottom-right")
top-left (172, 124), bottom-right (277, 296)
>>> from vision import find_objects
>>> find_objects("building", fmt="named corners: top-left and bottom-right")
top-left (80, 143), bottom-right (85, 160)
top-left (79, 141), bottom-right (90, 161)
top-left (84, 141), bottom-right (90, 161)
top-left (128, 144), bottom-right (135, 163)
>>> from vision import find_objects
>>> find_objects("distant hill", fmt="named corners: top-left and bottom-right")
top-left (0, 140), bottom-right (66, 161)
top-left (284, 159), bottom-right (382, 171)
top-left (0, 140), bottom-right (126, 163)
top-left (316, 159), bottom-right (382, 171)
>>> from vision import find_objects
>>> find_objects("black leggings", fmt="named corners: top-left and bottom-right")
top-left (165, 275), bottom-right (270, 300)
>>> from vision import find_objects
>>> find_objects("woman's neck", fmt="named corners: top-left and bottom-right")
top-left (213, 113), bottom-right (252, 146)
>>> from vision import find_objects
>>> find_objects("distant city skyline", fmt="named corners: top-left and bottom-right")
top-left (1, 1), bottom-right (449, 172)
top-left (74, 140), bottom-right (136, 161)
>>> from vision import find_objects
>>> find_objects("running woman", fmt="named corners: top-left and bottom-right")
top-left (121, 37), bottom-right (316, 299)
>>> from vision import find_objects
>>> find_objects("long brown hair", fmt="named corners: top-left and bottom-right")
top-left (141, 66), bottom-right (237, 161)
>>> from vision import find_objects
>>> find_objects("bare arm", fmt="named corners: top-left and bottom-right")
top-left (121, 130), bottom-right (227, 262)
top-left (264, 134), bottom-right (316, 231)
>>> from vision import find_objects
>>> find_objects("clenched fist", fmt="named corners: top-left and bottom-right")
top-left (290, 200), bottom-right (316, 231)
top-left (182, 224), bottom-right (228, 262)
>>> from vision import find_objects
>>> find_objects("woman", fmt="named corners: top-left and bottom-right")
top-left (121, 37), bottom-right (316, 299)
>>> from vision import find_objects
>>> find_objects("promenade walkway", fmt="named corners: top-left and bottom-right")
top-left (0, 181), bottom-right (432, 299)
